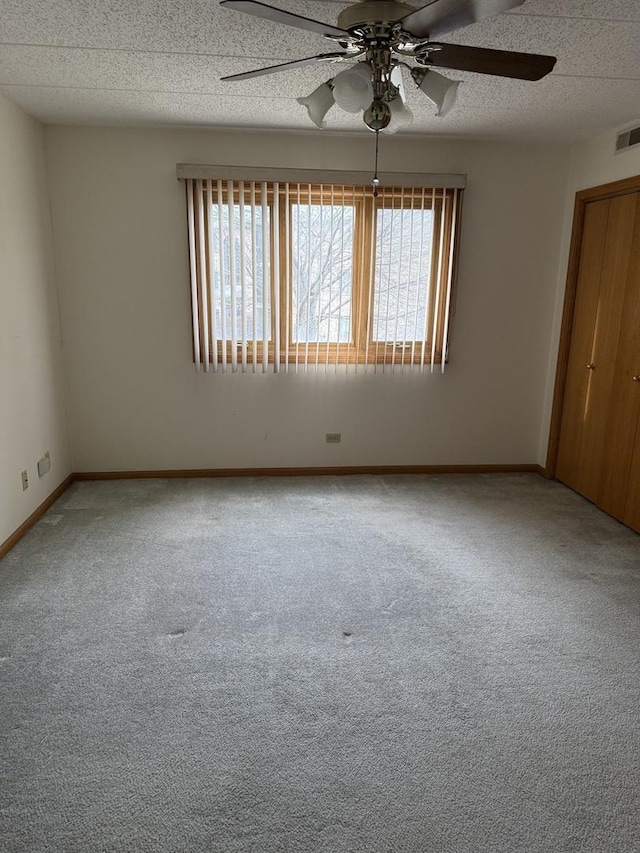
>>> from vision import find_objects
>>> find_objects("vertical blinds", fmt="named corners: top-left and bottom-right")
top-left (185, 177), bottom-right (461, 374)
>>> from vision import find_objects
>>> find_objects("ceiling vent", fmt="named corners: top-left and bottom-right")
top-left (615, 125), bottom-right (640, 153)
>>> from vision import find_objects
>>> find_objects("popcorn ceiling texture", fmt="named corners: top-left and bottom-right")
top-left (1, 474), bottom-right (639, 852)
top-left (0, 0), bottom-right (639, 139)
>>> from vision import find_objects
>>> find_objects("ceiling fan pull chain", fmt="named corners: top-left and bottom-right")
top-left (373, 129), bottom-right (381, 196)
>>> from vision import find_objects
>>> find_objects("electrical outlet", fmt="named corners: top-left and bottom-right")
top-left (325, 433), bottom-right (341, 444)
top-left (37, 451), bottom-right (51, 478)
top-left (21, 470), bottom-right (29, 491)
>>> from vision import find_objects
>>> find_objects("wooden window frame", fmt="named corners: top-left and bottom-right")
top-left (197, 182), bottom-right (460, 366)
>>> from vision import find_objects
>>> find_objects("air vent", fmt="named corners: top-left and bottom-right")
top-left (616, 125), bottom-right (640, 153)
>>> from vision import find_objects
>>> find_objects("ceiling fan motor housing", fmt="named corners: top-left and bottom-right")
top-left (337, 1), bottom-right (418, 31)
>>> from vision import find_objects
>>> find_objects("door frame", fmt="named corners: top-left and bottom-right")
top-left (545, 174), bottom-right (640, 478)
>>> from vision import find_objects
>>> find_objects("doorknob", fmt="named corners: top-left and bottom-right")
top-left (633, 375), bottom-right (640, 382)
top-left (586, 363), bottom-right (595, 370)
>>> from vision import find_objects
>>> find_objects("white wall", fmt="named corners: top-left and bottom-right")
top-left (0, 95), bottom-right (71, 545)
top-left (45, 126), bottom-right (570, 472)
top-left (538, 120), bottom-right (640, 464)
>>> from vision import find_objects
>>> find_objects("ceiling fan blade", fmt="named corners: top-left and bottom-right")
top-left (402, 0), bottom-right (524, 39)
top-left (219, 1), bottom-right (350, 39)
top-left (220, 52), bottom-right (349, 82)
top-left (424, 42), bottom-right (556, 80)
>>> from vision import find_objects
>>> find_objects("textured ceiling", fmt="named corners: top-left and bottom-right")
top-left (0, 0), bottom-right (639, 141)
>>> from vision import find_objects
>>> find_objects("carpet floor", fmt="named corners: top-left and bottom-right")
top-left (1, 473), bottom-right (639, 852)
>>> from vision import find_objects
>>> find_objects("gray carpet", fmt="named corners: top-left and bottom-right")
top-left (1, 474), bottom-right (639, 853)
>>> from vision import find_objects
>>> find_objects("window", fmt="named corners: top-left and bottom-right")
top-left (185, 177), bottom-right (462, 373)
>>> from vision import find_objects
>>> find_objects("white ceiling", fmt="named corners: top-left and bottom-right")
top-left (0, 0), bottom-right (639, 142)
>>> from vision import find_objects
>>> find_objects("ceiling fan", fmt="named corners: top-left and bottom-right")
top-left (219, 0), bottom-right (557, 133)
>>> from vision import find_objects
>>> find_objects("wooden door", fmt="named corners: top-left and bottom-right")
top-left (556, 194), bottom-right (637, 503)
top-left (612, 198), bottom-right (640, 532)
top-left (597, 195), bottom-right (640, 522)
top-left (623, 418), bottom-right (640, 532)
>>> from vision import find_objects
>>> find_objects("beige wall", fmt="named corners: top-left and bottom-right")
top-left (0, 95), bottom-right (71, 545)
top-left (538, 121), bottom-right (640, 464)
top-left (568, 124), bottom-right (640, 193)
top-left (45, 126), bottom-right (570, 472)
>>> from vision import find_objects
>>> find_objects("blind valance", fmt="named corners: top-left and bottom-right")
top-left (177, 163), bottom-right (466, 190)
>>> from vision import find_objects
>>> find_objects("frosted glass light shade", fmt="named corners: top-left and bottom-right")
top-left (333, 63), bottom-right (374, 113)
top-left (383, 96), bottom-right (414, 134)
top-left (390, 64), bottom-right (406, 102)
top-left (296, 81), bottom-right (335, 128)
top-left (412, 68), bottom-right (460, 117)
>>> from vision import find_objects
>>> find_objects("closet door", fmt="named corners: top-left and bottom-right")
top-left (556, 195), bottom-right (636, 503)
top-left (623, 417), bottom-right (640, 531)
top-left (599, 195), bottom-right (640, 528)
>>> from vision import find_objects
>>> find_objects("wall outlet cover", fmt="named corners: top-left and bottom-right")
top-left (37, 452), bottom-right (51, 477)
